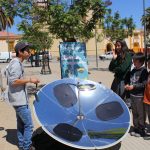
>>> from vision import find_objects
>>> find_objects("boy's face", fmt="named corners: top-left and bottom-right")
top-left (133, 59), bottom-right (143, 69)
top-left (19, 49), bottom-right (31, 60)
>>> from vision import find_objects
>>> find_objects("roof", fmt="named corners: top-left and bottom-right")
top-left (0, 31), bottom-right (21, 40)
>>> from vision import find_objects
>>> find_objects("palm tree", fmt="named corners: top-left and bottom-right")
top-left (123, 17), bottom-right (136, 36)
top-left (0, 6), bottom-right (14, 31)
top-left (145, 7), bottom-right (150, 33)
top-left (142, 7), bottom-right (150, 45)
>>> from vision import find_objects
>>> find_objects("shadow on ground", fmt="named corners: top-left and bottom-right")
top-left (4, 129), bottom-right (18, 146)
top-left (89, 68), bottom-right (109, 71)
top-left (32, 127), bottom-right (121, 150)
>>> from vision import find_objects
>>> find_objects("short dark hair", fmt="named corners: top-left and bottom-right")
top-left (132, 52), bottom-right (145, 63)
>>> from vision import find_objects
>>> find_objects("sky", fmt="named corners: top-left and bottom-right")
top-left (9, 0), bottom-right (150, 34)
top-left (109, 0), bottom-right (150, 28)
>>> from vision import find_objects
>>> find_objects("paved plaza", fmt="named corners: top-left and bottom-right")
top-left (0, 57), bottom-right (150, 150)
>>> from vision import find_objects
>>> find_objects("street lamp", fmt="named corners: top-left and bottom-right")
top-left (95, 28), bottom-right (98, 69)
top-left (143, 0), bottom-right (147, 66)
top-left (6, 25), bottom-right (11, 61)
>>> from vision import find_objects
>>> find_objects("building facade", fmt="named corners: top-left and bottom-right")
top-left (49, 29), bottom-right (145, 57)
top-left (0, 31), bottom-right (21, 53)
top-left (0, 29), bottom-right (145, 57)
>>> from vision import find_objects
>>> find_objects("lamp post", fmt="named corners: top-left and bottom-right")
top-left (95, 28), bottom-right (98, 69)
top-left (143, 0), bottom-right (147, 66)
top-left (6, 25), bottom-right (10, 61)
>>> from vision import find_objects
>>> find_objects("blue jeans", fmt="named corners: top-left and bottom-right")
top-left (14, 105), bottom-right (33, 150)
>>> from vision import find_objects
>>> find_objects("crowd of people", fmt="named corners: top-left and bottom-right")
top-left (109, 40), bottom-right (150, 140)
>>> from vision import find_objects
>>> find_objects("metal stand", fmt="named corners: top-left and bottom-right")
top-left (41, 53), bottom-right (51, 74)
top-left (76, 81), bottom-right (85, 120)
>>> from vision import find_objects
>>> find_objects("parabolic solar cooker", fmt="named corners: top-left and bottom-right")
top-left (33, 78), bottom-right (131, 149)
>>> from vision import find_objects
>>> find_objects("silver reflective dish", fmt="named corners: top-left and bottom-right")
top-left (33, 78), bottom-right (131, 149)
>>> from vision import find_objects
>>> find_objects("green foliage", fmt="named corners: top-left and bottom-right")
top-left (0, 0), bottom-right (32, 18)
top-left (142, 7), bottom-right (150, 32)
top-left (33, 0), bottom-right (107, 42)
top-left (18, 20), bottom-right (53, 52)
top-left (0, 0), bottom-right (108, 46)
top-left (103, 11), bottom-right (136, 43)
top-left (142, 7), bottom-right (150, 43)
top-left (0, 0), bottom-right (14, 30)
top-left (5, 0), bottom-right (32, 16)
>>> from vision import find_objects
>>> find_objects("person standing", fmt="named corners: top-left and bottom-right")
top-left (124, 52), bottom-right (148, 137)
top-left (7, 42), bottom-right (40, 150)
top-left (143, 55), bottom-right (150, 139)
top-left (29, 49), bottom-right (35, 67)
top-left (109, 40), bottom-right (132, 98)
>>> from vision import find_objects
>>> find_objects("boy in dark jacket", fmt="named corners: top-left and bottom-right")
top-left (124, 52), bottom-right (148, 137)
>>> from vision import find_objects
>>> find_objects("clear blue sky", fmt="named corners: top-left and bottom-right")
top-left (110, 0), bottom-right (150, 29)
top-left (9, 0), bottom-right (150, 34)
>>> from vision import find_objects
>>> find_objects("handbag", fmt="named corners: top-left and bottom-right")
top-left (0, 86), bottom-right (10, 104)
top-left (0, 66), bottom-right (11, 105)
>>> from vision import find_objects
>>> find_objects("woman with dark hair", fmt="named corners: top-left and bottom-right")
top-left (109, 40), bottom-right (132, 98)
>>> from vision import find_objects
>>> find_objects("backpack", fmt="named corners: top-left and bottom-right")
top-left (0, 66), bottom-right (10, 105)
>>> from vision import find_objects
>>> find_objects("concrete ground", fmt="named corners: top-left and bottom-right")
top-left (0, 57), bottom-right (150, 150)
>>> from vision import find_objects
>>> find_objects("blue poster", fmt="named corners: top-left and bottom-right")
top-left (59, 42), bottom-right (88, 79)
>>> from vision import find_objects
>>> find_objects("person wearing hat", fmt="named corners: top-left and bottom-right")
top-left (143, 55), bottom-right (150, 140)
top-left (124, 52), bottom-right (148, 137)
top-left (7, 42), bottom-right (40, 150)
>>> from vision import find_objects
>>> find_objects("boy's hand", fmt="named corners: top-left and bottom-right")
top-left (124, 84), bottom-right (134, 91)
top-left (30, 77), bottom-right (40, 84)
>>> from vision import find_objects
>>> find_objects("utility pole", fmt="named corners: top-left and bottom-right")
top-left (7, 25), bottom-right (10, 61)
top-left (95, 28), bottom-right (98, 69)
top-left (143, 0), bottom-right (147, 66)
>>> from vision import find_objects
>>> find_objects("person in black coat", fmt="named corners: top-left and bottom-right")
top-left (109, 40), bottom-right (132, 98)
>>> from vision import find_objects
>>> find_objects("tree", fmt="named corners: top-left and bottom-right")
top-left (18, 20), bottom-right (53, 51)
top-left (0, 4), bottom-right (14, 30)
top-left (0, 0), bottom-right (109, 43)
top-left (0, 0), bottom-right (33, 18)
top-left (142, 7), bottom-right (150, 33)
top-left (0, 0), bottom-right (53, 51)
top-left (142, 7), bottom-right (150, 43)
top-left (18, 20), bottom-right (53, 70)
top-left (0, 0), bottom-right (35, 30)
top-left (1, 0), bottom-right (53, 71)
top-left (103, 10), bottom-right (136, 43)
top-left (32, 0), bottom-right (108, 42)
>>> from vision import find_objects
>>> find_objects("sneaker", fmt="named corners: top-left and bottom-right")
top-left (146, 132), bottom-right (150, 136)
top-left (130, 131), bottom-right (136, 136)
top-left (145, 128), bottom-right (150, 135)
top-left (143, 135), bottom-right (150, 140)
top-left (130, 131), bottom-right (141, 137)
top-left (134, 133), bottom-right (141, 137)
